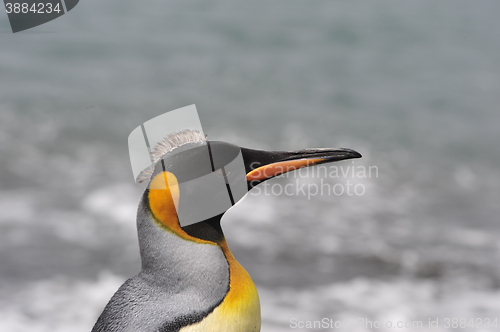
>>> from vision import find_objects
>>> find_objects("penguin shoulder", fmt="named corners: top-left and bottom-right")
top-left (92, 273), bottom-right (227, 332)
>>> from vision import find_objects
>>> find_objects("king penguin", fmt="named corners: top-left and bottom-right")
top-left (92, 129), bottom-right (361, 332)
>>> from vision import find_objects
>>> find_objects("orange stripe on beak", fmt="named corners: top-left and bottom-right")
top-left (246, 158), bottom-right (325, 181)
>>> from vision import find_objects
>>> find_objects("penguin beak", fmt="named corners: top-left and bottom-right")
top-left (241, 147), bottom-right (362, 188)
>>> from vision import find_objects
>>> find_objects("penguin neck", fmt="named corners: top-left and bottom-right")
top-left (136, 192), bottom-right (228, 279)
top-left (136, 193), bottom-right (260, 328)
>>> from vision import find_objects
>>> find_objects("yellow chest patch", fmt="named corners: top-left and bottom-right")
top-left (180, 239), bottom-right (261, 332)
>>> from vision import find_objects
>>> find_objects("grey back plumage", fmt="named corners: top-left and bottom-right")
top-left (91, 193), bottom-right (229, 332)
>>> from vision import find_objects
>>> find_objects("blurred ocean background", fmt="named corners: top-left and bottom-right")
top-left (1, 1), bottom-right (500, 331)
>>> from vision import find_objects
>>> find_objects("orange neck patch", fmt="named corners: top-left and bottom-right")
top-left (217, 237), bottom-right (260, 313)
top-left (147, 171), bottom-right (214, 245)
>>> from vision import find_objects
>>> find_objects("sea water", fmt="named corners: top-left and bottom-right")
top-left (1, 1), bottom-right (500, 331)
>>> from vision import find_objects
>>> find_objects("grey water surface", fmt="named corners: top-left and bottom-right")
top-left (1, 1), bottom-right (500, 331)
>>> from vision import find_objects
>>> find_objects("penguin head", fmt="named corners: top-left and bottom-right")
top-left (141, 130), bottom-right (361, 242)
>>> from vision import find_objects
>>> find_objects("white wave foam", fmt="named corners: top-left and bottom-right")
top-left (0, 272), bottom-right (125, 332)
top-left (260, 277), bottom-right (500, 332)
top-left (0, 191), bottom-right (36, 224)
top-left (82, 183), bottom-right (141, 227)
